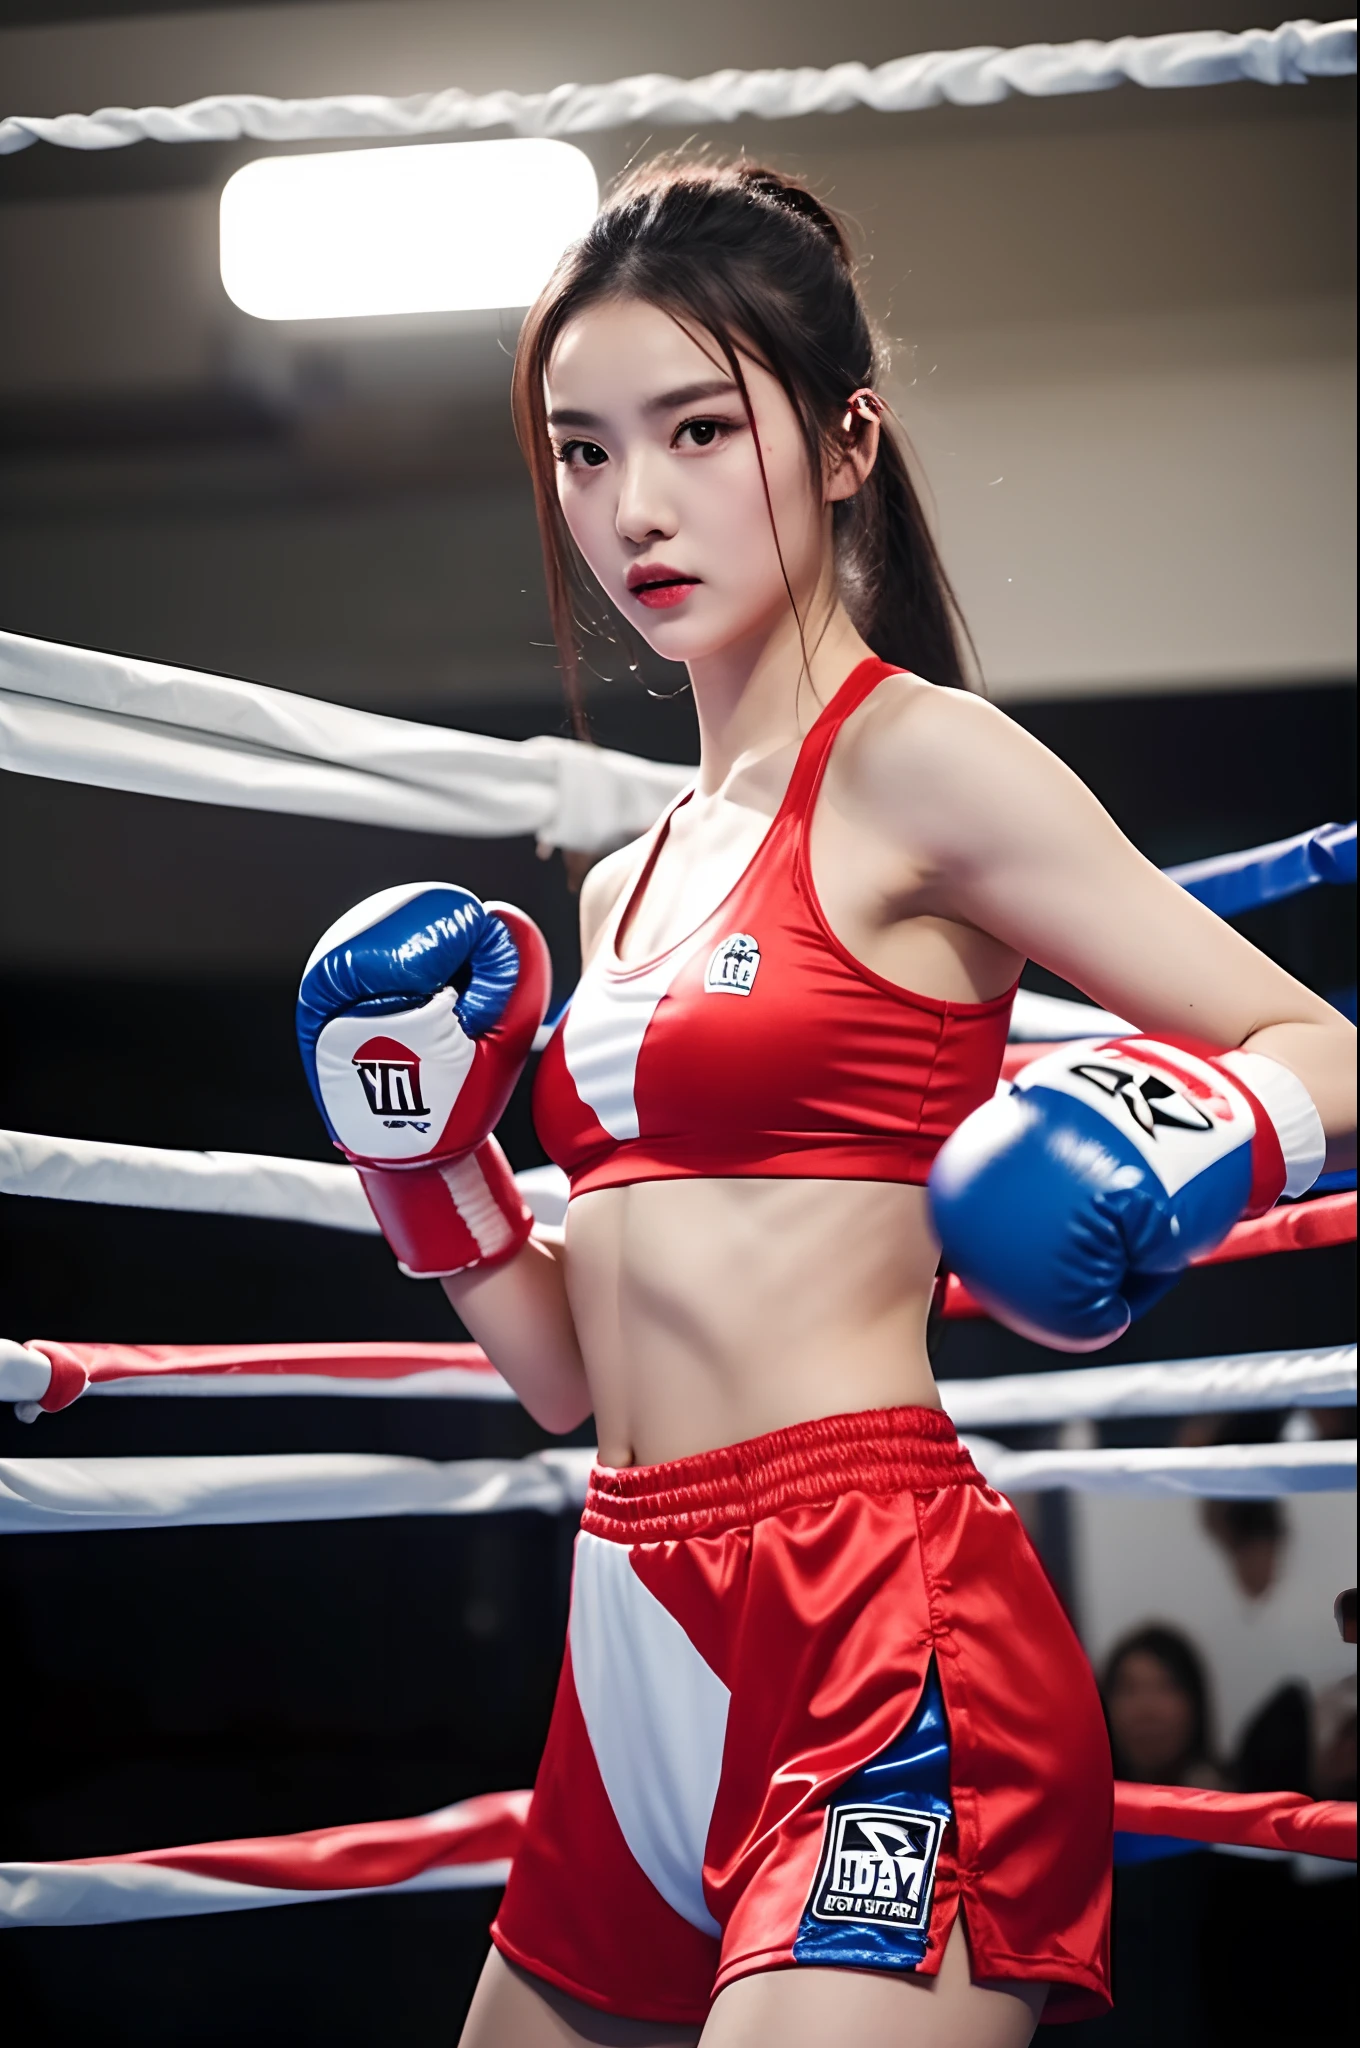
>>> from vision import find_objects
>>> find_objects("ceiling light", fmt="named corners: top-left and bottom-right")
top-left (220, 138), bottom-right (598, 322)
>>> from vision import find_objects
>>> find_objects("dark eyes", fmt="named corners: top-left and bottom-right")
top-left (553, 418), bottom-right (734, 469)
top-left (555, 439), bottom-right (608, 469)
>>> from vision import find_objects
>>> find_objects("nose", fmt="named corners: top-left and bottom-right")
top-left (615, 447), bottom-right (677, 547)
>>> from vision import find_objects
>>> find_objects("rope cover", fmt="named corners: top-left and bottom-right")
top-left (0, 629), bottom-right (690, 858)
top-left (2, 21), bottom-right (1352, 157)
top-left (2, 631), bottom-right (1354, 913)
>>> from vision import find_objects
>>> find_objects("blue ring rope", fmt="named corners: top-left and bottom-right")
top-left (1166, 820), bottom-right (1356, 918)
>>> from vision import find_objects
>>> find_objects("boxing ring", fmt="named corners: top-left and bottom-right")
top-left (1, 642), bottom-right (1354, 1924)
top-left (1, 8), bottom-right (1356, 1961)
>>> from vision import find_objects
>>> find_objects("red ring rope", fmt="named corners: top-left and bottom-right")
top-left (30, 1782), bottom-right (1356, 1897)
top-left (1113, 1781), bottom-right (1356, 1860)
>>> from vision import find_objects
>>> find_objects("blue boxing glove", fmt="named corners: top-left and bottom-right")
top-left (297, 883), bottom-right (550, 1278)
top-left (929, 1036), bottom-right (1325, 1350)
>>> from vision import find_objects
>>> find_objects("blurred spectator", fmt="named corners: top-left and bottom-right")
top-left (1104, 1623), bottom-right (1223, 1788)
top-left (1336, 1586), bottom-right (1357, 1645)
top-left (1235, 1669), bottom-right (1356, 1801)
top-left (1179, 1410), bottom-right (1291, 1599)
top-left (1065, 1625), bottom-right (1222, 2046)
top-left (1236, 1676), bottom-right (1312, 1795)
top-left (1183, 1407), bottom-right (1355, 1605)
top-left (1206, 1665), bottom-right (1356, 2045)
top-left (1198, 1497), bottom-right (1286, 1600)
top-left (1079, 1631), bottom-right (1358, 2046)
top-left (1311, 1673), bottom-right (1357, 1801)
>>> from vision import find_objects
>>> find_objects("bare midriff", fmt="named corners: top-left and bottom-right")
top-left (565, 1174), bottom-right (942, 1468)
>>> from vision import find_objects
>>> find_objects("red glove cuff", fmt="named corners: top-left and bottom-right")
top-left (1216, 1047), bottom-right (1326, 1212)
top-left (355, 1138), bottom-right (534, 1280)
top-left (1210, 1059), bottom-right (1286, 1218)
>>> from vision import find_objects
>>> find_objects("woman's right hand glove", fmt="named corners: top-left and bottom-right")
top-left (296, 884), bottom-right (551, 1278)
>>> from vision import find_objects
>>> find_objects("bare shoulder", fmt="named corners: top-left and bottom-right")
top-left (578, 835), bottom-right (647, 959)
top-left (839, 673), bottom-right (1095, 861)
top-left (846, 671), bottom-right (1026, 786)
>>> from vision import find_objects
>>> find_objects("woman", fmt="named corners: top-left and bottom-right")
top-left (1103, 1626), bottom-right (1221, 1788)
top-left (295, 162), bottom-right (1355, 2044)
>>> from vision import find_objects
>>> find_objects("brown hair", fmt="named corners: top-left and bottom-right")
top-left (511, 156), bottom-right (976, 734)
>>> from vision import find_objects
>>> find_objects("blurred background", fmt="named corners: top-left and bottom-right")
top-left (0, 2), bottom-right (1354, 2041)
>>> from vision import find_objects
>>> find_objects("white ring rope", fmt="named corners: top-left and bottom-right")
top-left (0, 630), bottom-right (690, 859)
top-left (3, 635), bottom-right (1353, 940)
top-left (0, 1445), bottom-right (597, 1535)
top-left (0, 1128), bottom-right (569, 1234)
top-left (1, 22), bottom-right (1353, 157)
top-left (1, 1339), bottom-right (1352, 1422)
top-left (0, 1436), bottom-right (1351, 1534)
top-left (943, 1345), bottom-right (1356, 1427)
top-left (963, 1435), bottom-right (1355, 1499)
top-left (0, 1127), bottom-right (376, 1233)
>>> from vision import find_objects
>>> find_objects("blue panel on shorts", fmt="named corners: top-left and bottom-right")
top-left (792, 1655), bottom-right (952, 1972)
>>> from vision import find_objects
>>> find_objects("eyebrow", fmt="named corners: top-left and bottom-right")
top-left (546, 378), bottom-right (741, 430)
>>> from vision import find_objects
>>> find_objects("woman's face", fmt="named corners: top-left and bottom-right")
top-left (544, 296), bottom-right (829, 665)
top-left (1107, 1651), bottom-right (1197, 1778)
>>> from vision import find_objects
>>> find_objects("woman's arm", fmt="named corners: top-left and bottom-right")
top-left (439, 842), bottom-right (646, 1431)
top-left (867, 686), bottom-right (1356, 1158)
top-left (442, 1231), bottom-right (591, 1434)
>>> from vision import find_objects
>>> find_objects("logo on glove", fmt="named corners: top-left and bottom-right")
top-left (352, 1036), bottom-right (431, 1129)
top-left (1071, 1061), bottom-right (1214, 1139)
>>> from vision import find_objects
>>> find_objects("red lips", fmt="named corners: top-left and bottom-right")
top-left (626, 562), bottom-right (700, 609)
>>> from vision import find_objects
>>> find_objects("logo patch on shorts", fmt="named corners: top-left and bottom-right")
top-left (704, 932), bottom-right (760, 996)
top-left (807, 1804), bottom-right (943, 1934)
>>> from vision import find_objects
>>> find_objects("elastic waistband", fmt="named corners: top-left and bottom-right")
top-left (580, 1404), bottom-right (982, 1542)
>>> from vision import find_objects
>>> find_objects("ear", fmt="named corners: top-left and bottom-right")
top-left (824, 405), bottom-right (880, 505)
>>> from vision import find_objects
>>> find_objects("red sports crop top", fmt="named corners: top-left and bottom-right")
top-left (533, 658), bottom-right (1016, 1198)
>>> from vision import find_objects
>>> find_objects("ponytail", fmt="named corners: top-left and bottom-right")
top-left (836, 421), bottom-right (975, 691)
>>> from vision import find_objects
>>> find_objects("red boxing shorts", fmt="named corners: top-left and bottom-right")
top-left (492, 1405), bottom-right (1112, 2026)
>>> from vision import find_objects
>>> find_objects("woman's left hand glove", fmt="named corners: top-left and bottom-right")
top-left (928, 1035), bottom-right (1325, 1351)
